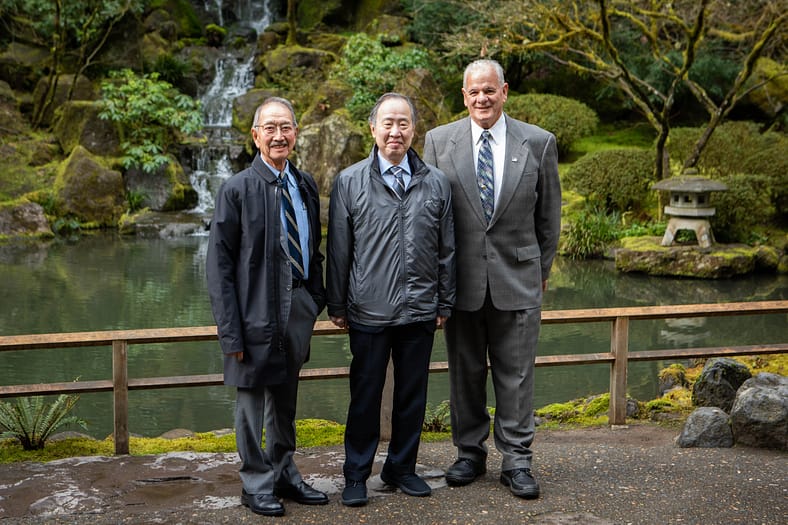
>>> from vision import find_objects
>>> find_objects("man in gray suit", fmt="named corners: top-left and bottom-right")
top-left (423, 59), bottom-right (561, 499)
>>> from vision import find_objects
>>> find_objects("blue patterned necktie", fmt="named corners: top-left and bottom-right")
top-left (477, 130), bottom-right (494, 223)
top-left (279, 172), bottom-right (305, 280)
top-left (389, 166), bottom-right (406, 198)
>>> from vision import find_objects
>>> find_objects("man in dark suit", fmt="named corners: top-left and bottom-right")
top-left (206, 97), bottom-right (328, 517)
top-left (423, 59), bottom-right (561, 499)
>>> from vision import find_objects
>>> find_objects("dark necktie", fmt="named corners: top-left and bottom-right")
top-left (477, 130), bottom-right (494, 223)
top-left (389, 166), bottom-right (406, 198)
top-left (279, 172), bottom-right (305, 280)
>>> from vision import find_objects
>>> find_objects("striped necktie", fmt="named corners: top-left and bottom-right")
top-left (279, 172), bottom-right (305, 280)
top-left (389, 166), bottom-right (406, 198)
top-left (477, 130), bottom-right (494, 223)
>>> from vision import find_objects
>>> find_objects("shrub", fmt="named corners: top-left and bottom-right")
top-left (505, 93), bottom-right (598, 156)
top-left (560, 205), bottom-right (619, 259)
top-left (564, 148), bottom-right (656, 215)
top-left (332, 33), bottom-right (431, 122)
top-left (710, 173), bottom-right (774, 243)
top-left (667, 121), bottom-right (787, 220)
top-left (0, 394), bottom-right (87, 450)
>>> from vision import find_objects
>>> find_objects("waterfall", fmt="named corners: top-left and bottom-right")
top-left (190, 0), bottom-right (273, 218)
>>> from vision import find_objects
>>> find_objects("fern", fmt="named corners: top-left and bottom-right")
top-left (0, 395), bottom-right (87, 450)
top-left (423, 400), bottom-right (451, 433)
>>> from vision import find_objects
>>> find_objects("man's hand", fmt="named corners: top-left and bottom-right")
top-left (436, 315), bottom-right (448, 328)
top-left (230, 351), bottom-right (243, 362)
top-left (330, 316), bottom-right (347, 329)
top-left (542, 279), bottom-right (549, 292)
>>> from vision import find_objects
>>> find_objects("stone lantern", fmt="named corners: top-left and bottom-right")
top-left (652, 175), bottom-right (727, 249)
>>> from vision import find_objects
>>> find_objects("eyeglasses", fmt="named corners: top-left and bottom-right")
top-left (254, 122), bottom-right (296, 136)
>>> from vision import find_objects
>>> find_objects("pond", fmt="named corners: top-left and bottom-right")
top-left (0, 234), bottom-right (785, 439)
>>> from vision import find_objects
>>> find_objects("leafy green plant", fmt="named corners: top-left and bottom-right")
top-left (99, 69), bottom-right (203, 174)
top-left (126, 190), bottom-right (147, 213)
top-left (423, 400), bottom-right (451, 432)
top-left (333, 33), bottom-right (431, 121)
top-left (560, 205), bottom-right (620, 260)
top-left (0, 394), bottom-right (88, 450)
top-left (52, 217), bottom-right (82, 236)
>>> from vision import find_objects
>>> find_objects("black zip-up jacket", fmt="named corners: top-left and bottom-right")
top-left (327, 147), bottom-right (455, 326)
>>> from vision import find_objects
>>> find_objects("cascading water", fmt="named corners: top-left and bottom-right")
top-left (189, 0), bottom-right (273, 218)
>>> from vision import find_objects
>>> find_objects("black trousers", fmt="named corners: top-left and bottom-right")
top-left (343, 320), bottom-right (436, 482)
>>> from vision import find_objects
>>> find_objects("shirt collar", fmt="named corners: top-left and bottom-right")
top-left (471, 114), bottom-right (506, 146)
top-left (377, 151), bottom-right (411, 176)
top-left (261, 155), bottom-right (291, 180)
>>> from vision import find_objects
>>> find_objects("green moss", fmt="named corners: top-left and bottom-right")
top-left (618, 236), bottom-right (671, 251)
top-left (583, 393), bottom-right (610, 416)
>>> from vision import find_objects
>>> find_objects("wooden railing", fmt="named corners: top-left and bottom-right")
top-left (1, 301), bottom-right (786, 454)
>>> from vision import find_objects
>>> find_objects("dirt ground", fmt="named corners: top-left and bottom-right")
top-left (1, 423), bottom-right (785, 524)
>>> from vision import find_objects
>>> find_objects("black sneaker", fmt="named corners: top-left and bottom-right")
top-left (380, 470), bottom-right (431, 497)
top-left (341, 480), bottom-right (368, 507)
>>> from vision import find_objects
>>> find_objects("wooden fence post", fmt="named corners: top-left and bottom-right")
top-left (609, 316), bottom-right (629, 425)
top-left (112, 340), bottom-right (130, 454)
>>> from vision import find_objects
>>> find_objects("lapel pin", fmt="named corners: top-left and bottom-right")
top-left (512, 157), bottom-right (518, 162)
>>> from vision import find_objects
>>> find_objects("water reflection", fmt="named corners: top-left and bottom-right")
top-left (0, 234), bottom-right (785, 438)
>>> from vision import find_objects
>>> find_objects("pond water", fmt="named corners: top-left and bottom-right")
top-left (0, 234), bottom-right (785, 438)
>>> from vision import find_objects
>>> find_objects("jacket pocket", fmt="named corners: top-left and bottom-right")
top-left (516, 244), bottom-right (541, 262)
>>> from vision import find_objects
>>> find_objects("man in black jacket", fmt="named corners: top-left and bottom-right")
top-left (206, 97), bottom-right (328, 517)
top-left (327, 93), bottom-right (455, 507)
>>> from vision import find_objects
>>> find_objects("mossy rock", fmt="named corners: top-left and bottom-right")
top-left (52, 101), bottom-right (121, 157)
top-left (615, 237), bottom-right (772, 278)
top-left (55, 146), bottom-right (125, 226)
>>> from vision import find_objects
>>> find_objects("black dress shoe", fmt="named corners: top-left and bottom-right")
top-left (274, 481), bottom-right (329, 505)
top-left (380, 470), bottom-right (431, 497)
top-left (241, 489), bottom-right (285, 516)
top-left (341, 480), bottom-right (368, 507)
top-left (445, 458), bottom-right (486, 486)
top-left (500, 468), bottom-right (540, 499)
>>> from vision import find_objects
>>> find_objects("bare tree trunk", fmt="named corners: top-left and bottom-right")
top-left (286, 0), bottom-right (297, 46)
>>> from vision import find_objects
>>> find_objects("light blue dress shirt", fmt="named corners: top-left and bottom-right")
top-left (263, 157), bottom-right (310, 279)
top-left (378, 153), bottom-right (412, 193)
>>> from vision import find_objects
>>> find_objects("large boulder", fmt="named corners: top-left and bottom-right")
top-left (53, 101), bottom-right (121, 157)
top-left (691, 358), bottom-right (752, 412)
top-left (55, 146), bottom-right (125, 225)
top-left (394, 68), bottom-right (452, 153)
top-left (615, 238), bottom-right (778, 278)
top-left (677, 407), bottom-right (733, 448)
top-left (0, 42), bottom-right (50, 90)
top-left (0, 201), bottom-right (51, 237)
top-left (0, 80), bottom-right (29, 137)
top-left (232, 88), bottom-right (279, 133)
top-left (124, 159), bottom-right (198, 212)
top-left (730, 373), bottom-right (788, 451)
top-left (295, 112), bottom-right (366, 199)
top-left (32, 74), bottom-right (97, 127)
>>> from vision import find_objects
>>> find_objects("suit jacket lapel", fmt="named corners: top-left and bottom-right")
top-left (450, 118), bottom-right (487, 225)
top-left (492, 115), bottom-right (530, 225)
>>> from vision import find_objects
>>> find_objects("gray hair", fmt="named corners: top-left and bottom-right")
top-left (253, 97), bottom-right (298, 127)
top-left (368, 92), bottom-right (418, 125)
top-left (463, 59), bottom-right (505, 88)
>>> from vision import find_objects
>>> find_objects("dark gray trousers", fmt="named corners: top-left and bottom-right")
top-left (234, 286), bottom-right (317, 494)
top-left (445, 290), bottom-right (541, 471)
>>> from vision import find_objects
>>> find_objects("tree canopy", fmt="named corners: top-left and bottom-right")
top-left (424, 0), bottom-right (786, 178)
